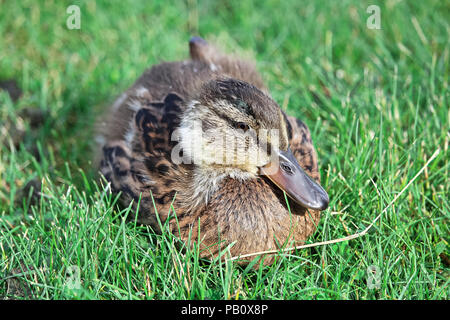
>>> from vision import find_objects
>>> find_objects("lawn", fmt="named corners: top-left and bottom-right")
top-left (0, 0), bottom-right (448, 299)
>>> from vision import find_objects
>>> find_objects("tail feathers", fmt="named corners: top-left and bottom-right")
top-left (189, 36), bottom-right (220, 63)
top-left (189, 36), bottom-right (266, 90)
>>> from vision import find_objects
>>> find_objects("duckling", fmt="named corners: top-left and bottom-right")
top-left (98, 37), bottom-right (329, 263)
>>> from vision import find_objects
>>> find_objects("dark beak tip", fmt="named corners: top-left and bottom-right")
top-left (305, 190), bottom-right (329, 211)
top-left (294, 191), bottom-right (329, 211)
top-left (317, 198), bottom-right (329, 211)
top-left (317, 192), bottom-right (330, 211)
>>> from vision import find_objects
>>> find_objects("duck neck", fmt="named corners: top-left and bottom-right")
top-left (183, 166), bottom-right (255, 211)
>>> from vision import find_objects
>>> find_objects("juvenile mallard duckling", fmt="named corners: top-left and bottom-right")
top-left (99, 37), bottom-right (329, 263)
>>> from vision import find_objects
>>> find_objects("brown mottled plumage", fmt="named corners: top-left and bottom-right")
top-left (98, 37), bottom-right (328, 264)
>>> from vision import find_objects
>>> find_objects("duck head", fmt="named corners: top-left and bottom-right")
top-left (177, 77), bottom-right (329, 211)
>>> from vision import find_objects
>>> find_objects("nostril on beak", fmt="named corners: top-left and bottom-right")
top-left (280, 163), bottom-right (294, 175)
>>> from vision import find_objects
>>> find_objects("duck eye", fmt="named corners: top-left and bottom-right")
top-left (236, 122), bottom-right (250, 132)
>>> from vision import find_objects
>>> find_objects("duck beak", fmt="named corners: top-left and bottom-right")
top-left (260, 149), bottom-right (329, 210)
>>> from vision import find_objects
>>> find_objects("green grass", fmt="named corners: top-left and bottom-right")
top-left (0, 0), bottom-right (448, 299)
